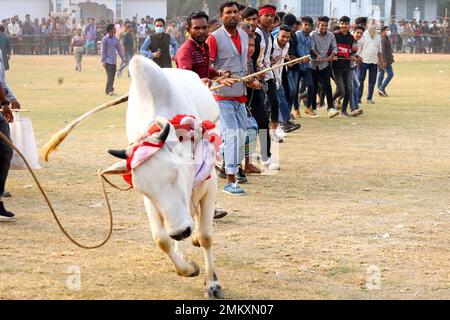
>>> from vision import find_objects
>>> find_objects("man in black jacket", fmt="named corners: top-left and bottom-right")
top-left (140, 18), bottom-right (178, 68)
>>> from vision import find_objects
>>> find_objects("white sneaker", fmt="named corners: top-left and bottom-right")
top-left (261, 158), bottom-right (280, 170)
top-left (276, 127), bottom-right (286, 138)
top-left (268, 162), bottom-right (280, 170)
top-left (328, 108), bottom-right (339, 118)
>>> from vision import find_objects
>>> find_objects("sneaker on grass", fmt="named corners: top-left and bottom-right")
top-left (328, 108), bottom-right (339, 118)
top-left (223, 183), bottom-right (245, 196)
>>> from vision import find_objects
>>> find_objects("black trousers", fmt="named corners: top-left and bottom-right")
top-left (105, 63), bottom-right (117, 94)
top-left (311, 66), bottom-right (333, 110)
top-left (0, 114), bottom-right (13, 197)
top-left (265, 78), bottom-right (279, 123)
top-left (332, 68), bottom-right (353, 112)
top-left (247, 88), bottom-right (271, 162)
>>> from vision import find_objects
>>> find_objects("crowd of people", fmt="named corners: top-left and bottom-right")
top-left (0, 11), bottom-right (448, 59)
top-left (0, 14), bottom-right (189, 58)
top-left (100, 1), bottom-right (400, 198)
top-left (0, 2), bottom-right (403, 219)
top-left (0, 3), bottom-right (446, 219)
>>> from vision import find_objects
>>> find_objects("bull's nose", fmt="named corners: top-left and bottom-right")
top-left (170, 227), bottom-right (192, 241)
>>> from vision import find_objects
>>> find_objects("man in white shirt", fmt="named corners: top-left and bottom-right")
top-left (272, 25), bottom-right (300, 133)
top-left (7, 17), bottom-right (21, 55)
top-left (357, 25), bottom-right (382, 104)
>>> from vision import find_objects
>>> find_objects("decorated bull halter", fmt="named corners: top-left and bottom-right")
top-left (123, 114), bottom-right (218, 187)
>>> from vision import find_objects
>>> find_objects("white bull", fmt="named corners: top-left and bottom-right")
top-left (105, 55), bottom-right (224, 299)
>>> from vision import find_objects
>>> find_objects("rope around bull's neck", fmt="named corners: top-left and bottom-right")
top-left (0, 130), bottom-right (114, 249)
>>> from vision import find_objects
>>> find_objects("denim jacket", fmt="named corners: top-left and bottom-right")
top-left (295, 30), bottom-right (311, 71)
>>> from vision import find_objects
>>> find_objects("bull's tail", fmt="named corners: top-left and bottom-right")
top-left (42, 94), bottom-right (129, 161)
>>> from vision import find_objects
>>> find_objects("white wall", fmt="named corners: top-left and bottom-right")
top-left (395, 0), bottom-right (407, 20)
top-left (1, 0), bottom-right (49, 20)
top-left (123, 0), bottom-right (167, 19)
top-left (425, 0), bottom-right (438, 20)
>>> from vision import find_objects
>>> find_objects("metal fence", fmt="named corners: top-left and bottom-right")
top-left (5, 33), bottom-right (450, 55)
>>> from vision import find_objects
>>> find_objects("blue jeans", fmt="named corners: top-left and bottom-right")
top-left (117, 51), bottom-right (134, 75)
top-left (358, 63), bottom-right (378, 101)
top-left (287, 69), bottom-right (299, 110)
top-left (351, 68), bottom-right (360, 110)
top-left (218, 100), bottom-right (247, 175)
top-left (298, 68), bottom-right (314, 108)
top-left (377, 64), bottom-right (394, 91)
top-left (277, 85), bottom-right (291, 123)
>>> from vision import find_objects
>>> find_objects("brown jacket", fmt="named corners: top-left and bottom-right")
top-left (381, 36), bottom-right (394, 65)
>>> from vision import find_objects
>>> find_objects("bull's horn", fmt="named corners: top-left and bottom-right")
top-left (158, 122), bottom-right (171, 142)
top-left (101, 160), bottom-right (128, 175)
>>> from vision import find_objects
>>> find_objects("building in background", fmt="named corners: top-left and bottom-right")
top-left (278, 0), bottom-right (442, 22)
top-left (1, 0), bottom-right (168, 21)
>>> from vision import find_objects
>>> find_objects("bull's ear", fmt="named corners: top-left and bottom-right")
top-left (101, 160), bottom-right (128, 175)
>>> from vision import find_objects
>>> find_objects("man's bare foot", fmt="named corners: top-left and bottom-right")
top-left (244, 164), bottom-right (261, 174)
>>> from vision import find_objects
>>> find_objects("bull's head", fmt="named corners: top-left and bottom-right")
top-left (103, 117), bottom-right (196, 241)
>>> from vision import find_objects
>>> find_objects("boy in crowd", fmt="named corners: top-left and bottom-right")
top-left (295, 16), bottom-right (315, 117)
top-left (377, 26), bottom-right (395, 97)
top-left (332, 16), bottom-right (361, 117)
top-left (310, 16), bottom-right (339, 118)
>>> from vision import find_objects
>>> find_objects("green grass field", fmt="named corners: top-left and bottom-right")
top-left (1, 54), bottom-right (449, 299)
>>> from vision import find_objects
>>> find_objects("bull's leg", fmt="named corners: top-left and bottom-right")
top-left (144, 197), bottom-right (199, 277)
top-left (199, 188), bottom-right (224, 299)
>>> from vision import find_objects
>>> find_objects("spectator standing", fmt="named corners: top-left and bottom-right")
top-left (59, 19), bottom-right (70, 55)
top-left (84, 18), bottom-right (97, 55)
top-left (0, 26), bottom-right (10, 70)
top-left (357, 24), bottom-right (382, 104)
top-left (41, 18), bottom-right (52, 55)
top-left (166, 20), bottom-right (180, 43)
top-left (21, 14), bottom-right (34, 55)
top-left (7, 17), bottom-right (21, 54)
top-left (117, 22), bottom-right (135, 78)
top-left (101, 24), bottom-right (126, 96)
top-left (377, 26), bottom-right (395, 97)
top-left (32, 19), bottom-right (41, 55)
top-left (72, 28), bottom-right (85, 71)
top-left (209, 19), bottom-right (220, 33)
top-left (140, 18), bottom-right (178, 68)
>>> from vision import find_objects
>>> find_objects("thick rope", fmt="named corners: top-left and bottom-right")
top-left (0, 130), bottom-right (114, 249)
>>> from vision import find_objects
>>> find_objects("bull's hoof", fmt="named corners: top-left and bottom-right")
top-left (177, 261), bottom-right (200, 277)
top-left (205, 284), bottom-right (225, 299)
top-left (191, 237), bottom-right (200, 247)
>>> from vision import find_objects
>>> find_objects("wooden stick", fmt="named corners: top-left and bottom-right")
top-left (209, 54), bottom-right (311, 92)
top-left (0, 109), bottom-right (30, 112)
